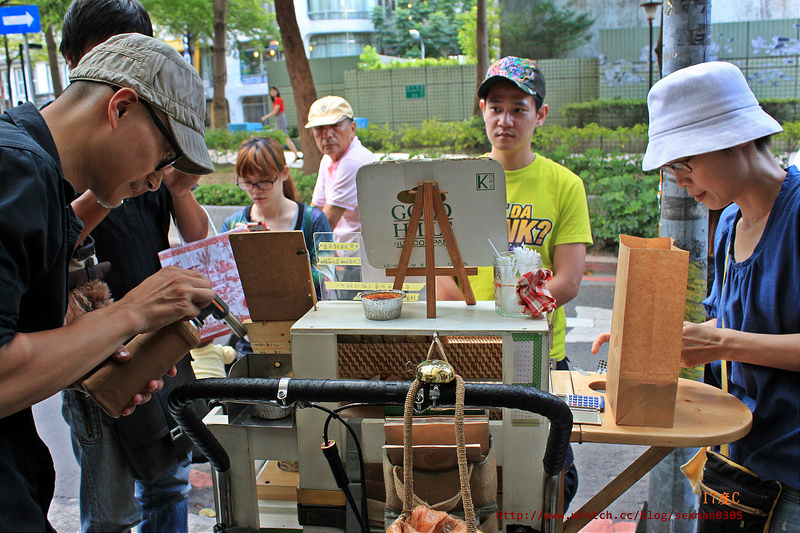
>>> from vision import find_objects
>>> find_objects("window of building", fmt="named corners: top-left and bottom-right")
top-left (242, 95), bottom-right (272, 124)
top-left (13, 68), bottom-right (26, 101)
top-left (309, 32), bottom-right (372, 58)
top-left (240, 49), bottom-right (269, 84)
top-left (307, 0), bottom-right (378, 21)
top-left (199, 52), bottom-right (213, 85)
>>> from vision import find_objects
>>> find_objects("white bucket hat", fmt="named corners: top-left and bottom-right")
top-left (642, 61), bottom-right (782, 171)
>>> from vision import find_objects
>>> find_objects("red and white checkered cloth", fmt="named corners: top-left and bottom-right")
top-left (516, 268), bottom-right (556, 317)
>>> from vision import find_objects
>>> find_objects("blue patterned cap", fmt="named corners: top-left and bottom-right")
top-left (478, 56), bottom-right (546, 104)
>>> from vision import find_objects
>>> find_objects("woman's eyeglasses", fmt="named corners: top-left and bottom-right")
top-left (660, 157), bottom-right (693, 175)
top-left (236, 175), bottom-right (280, 192)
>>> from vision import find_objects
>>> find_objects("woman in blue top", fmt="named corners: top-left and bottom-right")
top-left (596, 62), bottom-right (799, 531)
top-left (222, 137), bottom-right (330, 296)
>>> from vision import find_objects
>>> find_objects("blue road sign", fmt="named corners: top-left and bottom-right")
top-left (0, 5), bottom-right (41, 35)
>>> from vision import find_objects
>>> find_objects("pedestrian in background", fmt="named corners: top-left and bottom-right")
top-left (261, 86), bottom-right (301, 161)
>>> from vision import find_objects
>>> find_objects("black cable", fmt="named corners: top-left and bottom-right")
top-left (302, 402), bottom-right (370, 533)
top-left (328, 402), bottom-right (386, 533)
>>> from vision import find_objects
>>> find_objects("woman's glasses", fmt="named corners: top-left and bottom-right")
top-left (236, 175), bottom-right (280, 192)
top-left (660, 157), bottom-right (693, 175)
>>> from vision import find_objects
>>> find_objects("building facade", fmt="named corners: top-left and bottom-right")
top-left (222, 0), bottom-right (386, 124)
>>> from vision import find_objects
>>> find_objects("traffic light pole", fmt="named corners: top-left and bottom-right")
top-left (17, 43), bottom-right (28, 102)
top-left (22, 34), bottom-right (34, 102)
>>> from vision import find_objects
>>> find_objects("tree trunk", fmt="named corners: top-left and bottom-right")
top-left (473, 0), bottom-right (489, 115)
top-left (649, 2), bottom-right (710, 531)
top-left (274, 0), bottom-right (320, 176)
top-left (211, 0), bottom-right (229, 130)
top-left (45, 25), bottom-right (63, 98)
top-left (660, 0), bottom-right (710, 345)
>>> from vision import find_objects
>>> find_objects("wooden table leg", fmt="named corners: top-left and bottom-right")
top-left (562, 446), bottom-right (673, 533)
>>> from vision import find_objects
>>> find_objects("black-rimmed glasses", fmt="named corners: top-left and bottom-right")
top-left (139, 99), bottom-right (183, 171)
top-left (236, 175), bottom-right (280, 192)
top-left (660, 156), bottom-right (693, 175)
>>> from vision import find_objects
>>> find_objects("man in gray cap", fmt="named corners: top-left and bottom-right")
top-left (0, 33), bottom-right (215, 531)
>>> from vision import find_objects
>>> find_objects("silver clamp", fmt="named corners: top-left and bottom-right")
top-left (277, 377), bottom-right (291, 406)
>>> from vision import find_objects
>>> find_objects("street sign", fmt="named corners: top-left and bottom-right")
top-left (405, 84), bottom-right (425, 99)
top-left (0, 5), bottom-right (41, 35)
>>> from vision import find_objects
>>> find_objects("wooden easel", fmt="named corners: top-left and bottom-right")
top-left (386, 181), bottom-right (477, 318)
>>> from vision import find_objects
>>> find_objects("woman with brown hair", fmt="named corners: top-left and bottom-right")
top-left (222, 137), bottom-right (330, 295)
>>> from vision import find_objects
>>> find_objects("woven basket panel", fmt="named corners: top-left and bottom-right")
top-left (336, 337), bottom-right (502, 380)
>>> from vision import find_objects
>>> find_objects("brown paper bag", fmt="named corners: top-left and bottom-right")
top-left (606, 235), bottom-right (689, 427)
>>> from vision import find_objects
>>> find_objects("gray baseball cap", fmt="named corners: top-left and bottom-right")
top-left (69, 33), bottom-right (214, 175)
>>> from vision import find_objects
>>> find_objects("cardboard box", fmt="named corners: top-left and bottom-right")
top-left (606, 235), bottom-right (689, 427)
top-left (356, 158), bottom-right (508, 269)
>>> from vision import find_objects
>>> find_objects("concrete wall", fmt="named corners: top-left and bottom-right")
top-left (600, 18), bottom-right (800, 100)
top-left (233, 13), bottom-right (800, 130)
top-left (547, 0), bottom-right (800, 59)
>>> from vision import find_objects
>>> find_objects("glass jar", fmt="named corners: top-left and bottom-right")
top-left (493, 251), bottom-right (541, 317)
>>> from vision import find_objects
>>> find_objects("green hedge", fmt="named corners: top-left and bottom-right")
top-left (198, 118), bottom-right (800, 253)
top-left (194, 168), bottom-right (318, 206)
top-left (194, 183), bottom-right (250, 206)
top-left (359, 116), bottom-right (491, 155)
top-left (545, 149), bottom-right (660, 251)
top-left (759, 98), bottom-right (800, 124)
top-left (561, 98), bottom-right (800, 129)
top-left (562, 99), bottom-right (648, 128)
top-left (204, 128), bottom-right (288, 156)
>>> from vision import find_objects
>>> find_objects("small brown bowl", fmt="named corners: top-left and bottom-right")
top-left (357, 289), bottom-right (406, 320)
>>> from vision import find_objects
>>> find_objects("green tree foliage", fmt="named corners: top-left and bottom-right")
top-left (456, 3), bottom-right (500, 61)
top-left (359, 44), bottom-right (382, 69)
top-left (141, 0), bottom-right (276, 51)
top-left (501, 0), bottom-right (594, 59)
top-left (371, 0), bottom-right (475, 59)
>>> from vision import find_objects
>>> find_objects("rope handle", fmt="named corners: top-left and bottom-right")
top-left (425, 334), bottom-right (450, 364)
top-left (400, 335), bottom-right (477, 532)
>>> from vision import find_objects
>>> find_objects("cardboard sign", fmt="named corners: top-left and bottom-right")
top-left (606, 235), bottom-right (690, 427)
top-left (356, 158), bottom-right (507, 269)
top-left (158, 230), bottom-right (249, 342)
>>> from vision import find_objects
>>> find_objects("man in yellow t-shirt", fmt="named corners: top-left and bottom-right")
top-left (438, 57), bottom-right (591, 511)
top-left (439, 56), bottom-right (593, 364)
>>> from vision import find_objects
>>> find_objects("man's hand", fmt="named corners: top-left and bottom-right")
top-left (110, 345), bottom-right (179, 416)
top-left (117, 266), bottom-right (215, 334)
top-left (162, 168), bottom-right (201, 198)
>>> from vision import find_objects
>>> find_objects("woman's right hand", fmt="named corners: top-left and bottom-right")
top-left (591, 333), bottom-right (610, 354)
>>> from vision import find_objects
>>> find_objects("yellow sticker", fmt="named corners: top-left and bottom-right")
top-left (324, 282), bottom-right (425, 291)
top-left (317, 257), bottom-right (362, 265)
top-left (318, 242), bottom-right (360, 251)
